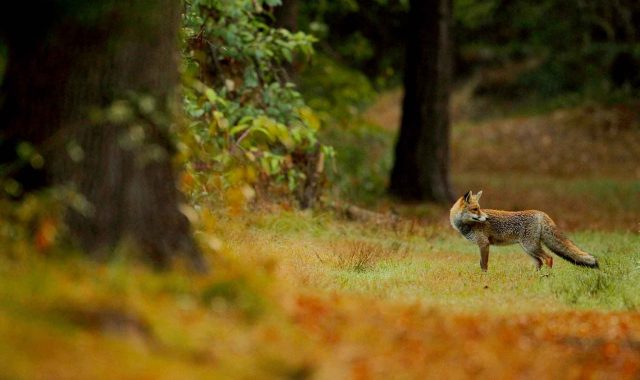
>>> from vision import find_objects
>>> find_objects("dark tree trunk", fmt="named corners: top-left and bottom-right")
top-left (389, 0), bottom-right (454, 203)
top-left (274, 0), bottom-right (299, 32)
top-left (273, 0), bottom-right (299, 81)
top-left (0, 1), bottom-right (207, 271)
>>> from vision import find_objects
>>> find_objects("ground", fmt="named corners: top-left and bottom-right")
top-left (1, 91), bottom-right (639, 379)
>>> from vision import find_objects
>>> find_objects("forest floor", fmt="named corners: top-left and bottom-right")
top-left (2, 92), bottom-right (640, 379)
top-left (364, 89), bottom-right (640, 231)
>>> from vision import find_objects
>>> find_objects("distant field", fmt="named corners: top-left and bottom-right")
top-left (358, 91), bottom-right (640, 231)
top-left (451, 103), bottom-right (640, 231)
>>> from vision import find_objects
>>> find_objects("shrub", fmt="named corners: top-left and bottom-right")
top-left (181, 0), bottom-right (334, 209)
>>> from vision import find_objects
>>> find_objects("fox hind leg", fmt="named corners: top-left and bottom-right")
top-left (530, 255), bottom-right (544, 269)
top-left (521, 243), bottom-right (552, 270)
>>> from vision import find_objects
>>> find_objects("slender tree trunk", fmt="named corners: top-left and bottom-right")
top-left (389, 0), bottom-right (454, 203)
top-left (0, 1), bottom-right (207, 271)
top-left (274, 0), bottom-right (299, 32)
top-left (274, 0), bottom-right (299, 81)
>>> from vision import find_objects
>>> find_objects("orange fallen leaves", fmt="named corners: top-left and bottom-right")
top-left (35, 217), bottom-right (58, 252)
top-left (288, 294), bottom-right (640, 379)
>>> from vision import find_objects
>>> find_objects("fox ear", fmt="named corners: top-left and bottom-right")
top-left (463, 191), bottom-right (472, 203)
top-left (476, 190), bottom-right (483, 201)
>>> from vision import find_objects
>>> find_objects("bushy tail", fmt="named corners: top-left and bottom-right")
top-left (541, 215), bottom-right (599, 268)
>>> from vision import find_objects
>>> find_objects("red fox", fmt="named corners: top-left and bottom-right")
top-left (450, 191), bottom-right (599, 271)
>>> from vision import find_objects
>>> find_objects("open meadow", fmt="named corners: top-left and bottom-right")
top-left (2, 95), bottom-right (639, 379)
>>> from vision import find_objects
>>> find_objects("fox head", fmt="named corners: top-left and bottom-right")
top-left (454, 190), bottom-right (488, 223)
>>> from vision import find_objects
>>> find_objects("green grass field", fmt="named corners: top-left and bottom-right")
top-left (240, 211), bottom-right (640, 313)
top-left (1, 99), bottom-right (639, 378)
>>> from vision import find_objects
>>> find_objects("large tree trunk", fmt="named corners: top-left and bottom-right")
top-left (0, 1), bottom-right (207, 271)
top-left (389, 0), bottom-right (454, 203)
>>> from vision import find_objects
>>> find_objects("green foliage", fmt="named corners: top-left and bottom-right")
top-left (299, 54), bottom-right (376, 121)
top-left (297, 0), bottom-right (409, 87)
top-left (181, 0), bottom-right (333, 206)
top-left (454, 0), bottom-right (640, 99)
top-left (454, 0), bottom-right (497, 30)
top-left (296, 54), bottom-right (385, 205)
top-left (321, 122), bottom-right (393, 206)
top-left (296, 0), bottom-right (639, 101)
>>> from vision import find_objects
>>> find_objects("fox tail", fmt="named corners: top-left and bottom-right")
top-left (541, 215), bottom-right (599, 268)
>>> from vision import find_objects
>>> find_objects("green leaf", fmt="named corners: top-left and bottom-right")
top-left (205, 88), bottom-right (218, 103)
top-left (282, 48), bottom-right (293, 63)
top-left (230, 123), bottom-right (251, 136)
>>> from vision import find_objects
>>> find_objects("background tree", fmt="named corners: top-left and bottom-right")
top-left (274, 0), bottom-right (299, 32)
top-left (389, 0), bottom-right (454, 202)
top-left (0, 0), bottom-right (206, 271)
top-left (295, 1), bottom-right (408, 85)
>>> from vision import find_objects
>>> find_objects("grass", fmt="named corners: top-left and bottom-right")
top-left (2, 92), bottom-right (640, 378)
top-left (0, 247), bottom-right (318, 379)
top-left (237, 211), bottom-right (640, 313)
top-left (2, 209), bottom-right (639, 378)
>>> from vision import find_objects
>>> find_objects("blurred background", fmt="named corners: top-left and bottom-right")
top-left (1, 1), bottom-right (640, 378)
top-left (287, 0), bottom-right (640, 230)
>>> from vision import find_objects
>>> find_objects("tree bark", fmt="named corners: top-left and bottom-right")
top-left (389, 0), bottom-right (454, 203)
top-left (0, 1), bottom-right (207, 271)
top-left (273, 0), bottom-right (299, 81)
top-left (274, 0), bottom-right (299, 32)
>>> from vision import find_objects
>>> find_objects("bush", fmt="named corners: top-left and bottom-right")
top-left (181, 0), bottom-right (334, 209)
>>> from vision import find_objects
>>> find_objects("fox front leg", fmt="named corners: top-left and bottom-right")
top-left (479, 242), bottom-right (490, 272)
